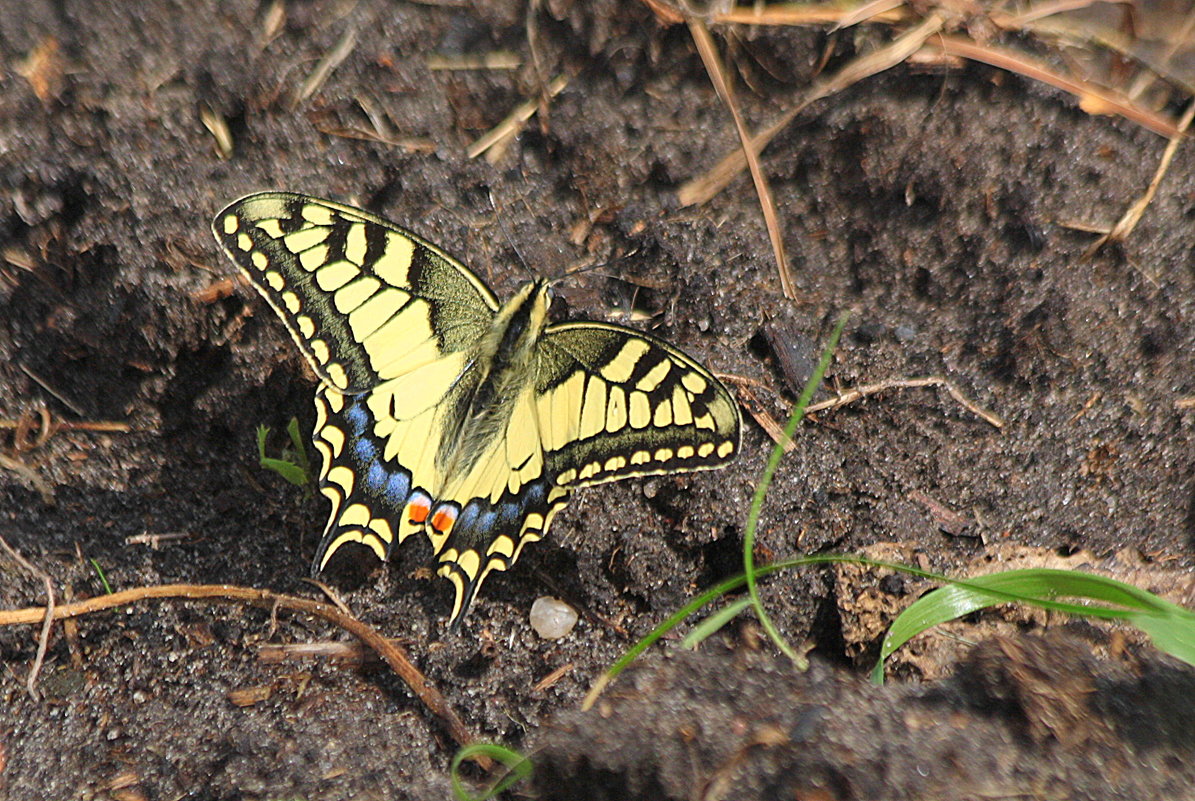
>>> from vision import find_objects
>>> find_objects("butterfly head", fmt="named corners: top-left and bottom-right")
top-left (492, 279), bottom-right (552, 349)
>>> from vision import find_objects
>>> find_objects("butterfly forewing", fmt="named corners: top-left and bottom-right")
top-left (535, 322), bottom-right (740, 487)
top-left (213, 192), bottom-right (497, 393)
top-left (213, 192), bottom-right (494, 580)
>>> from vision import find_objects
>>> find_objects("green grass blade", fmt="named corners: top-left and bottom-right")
top-left (256, 424), bottom-right (311, 487)
top-left (742, 312), bottom-right (850, 668)
top-left (285, 416), bottom-right (312, 479)
top-left (450, 743), bottom-right (532, 801)
top-left (682, 597), bottom-right (754, 649)
top-left (89, 558), bottom-right (114, 595)
top-left (587, 554), bottom-right (1195, 705)
top-left (873, 567), bottom-right (1195, 682)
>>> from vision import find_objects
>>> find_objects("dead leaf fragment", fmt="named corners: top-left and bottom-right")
top-left (228, 685), bottom-right (273, 707)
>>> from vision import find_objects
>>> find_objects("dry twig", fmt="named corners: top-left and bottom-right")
top-left (713, 3), bottom-right (906, 26)
top-left (925, 35), bottom-right (1184, 139)
top-left (0, 453), bottom-right (55, 505)
top-left (467, 74), bottom-right (568, 162)
top-left (0, 536), bottom-right (55, 700)
top-left (293, 27), bottom-right (357, 107)
top-left (719, 375), bottom-right (797, 452)
top-left (805, 375), bottom-right (1004, 429)
top-left (0, 583), bottom-right (484, 760)
top-left (532, 662), bottom-right (575, 692)
top-left (1082, 97), bottom-right (1195, 259)
top-left (678, 14), bottom-right (945, 207)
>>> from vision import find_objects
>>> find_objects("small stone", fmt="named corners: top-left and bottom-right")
top-left (529, 596), bottom-right (579, 640)
top-left (894, 324), bottom-right (917, 343)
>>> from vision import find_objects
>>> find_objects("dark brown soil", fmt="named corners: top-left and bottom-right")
top-left (2, 2), bottom-right (1194, 799)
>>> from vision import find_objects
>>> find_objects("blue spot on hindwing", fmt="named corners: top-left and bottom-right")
top-left (383, 470), bottom-right (411, 504)
top-left (343, 399), bottom-right (371, 436)
top-left (334, 395), bottom-right (414, 508)
top-left (455, 500), bottom-right (482, 534)
top-left (520, 480), bottom-right (546, 512)
top-left (495, 499), bottom-right (520, 532)
top-left (355, 436), bottom-right (376, 465)
top-left (365, 461), bottom-right (387, 490)
top-left (475, 508), bottom-right (497, 539)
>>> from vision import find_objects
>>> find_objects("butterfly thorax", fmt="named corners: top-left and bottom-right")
top-left (435, 279), bottom-right (551, 480)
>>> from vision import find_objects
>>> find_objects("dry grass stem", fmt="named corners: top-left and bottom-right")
top-left (294, 27), bottom-right (358, 107)
top-left (804, 375), bottom-right (1004, 428)
top-left (532, 662), bottom-right (575, 692)
top-left (0, 453), bottom-right (55, 505)
top-left (302, 578), bottom-right (354, 615)
top-left (714, 3), bottom-right (906, 26)
top-left (467, 74), bottom-right (568, 162)
top-left (199, 103), bottom-right (233, 159)
top-left (0, 536), bottom-right (56, 700)
top-left (831, 0), bottom-right (907, 31)
top-left (257, 639), bottom-right (405, 664)
top-left (258, 0), bottom-right (286, 48)
top-left (992, 0), bottom-right (1125, 28)
top-left (926, 36), bottom-right (1184, 138)
top-left (688, 17), bottom-right (796, 298)
top-left (678, 13), bottom-right (944, 207)
top-left (312, 95), bottom-right (437, 151)
top-left (0, 583), bottom-right (485, 761)
top-left (124, 531), bottom-right (196, 548)
top-left (19, 364), bottom-right (86, 416)
top-left (425, 52), bottom-right (521, 70)
top-left (1082, 97), bottom-right (1195, 259)
top-left (720, 376), bottom-right (797, 452)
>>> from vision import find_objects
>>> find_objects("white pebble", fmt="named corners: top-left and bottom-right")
top-left (529, 596), bottom-right (578, 639)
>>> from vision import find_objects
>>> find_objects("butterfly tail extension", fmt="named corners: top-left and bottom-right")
top-left (430, 478), bottom-right (571, 628)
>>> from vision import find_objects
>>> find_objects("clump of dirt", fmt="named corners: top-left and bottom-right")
top-left (531, 634), bottom-right (1195, 801)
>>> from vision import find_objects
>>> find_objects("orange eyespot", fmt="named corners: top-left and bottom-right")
top-left (407, 496), bottom-right (431, 524)
top-left (431, 506), bottom-right (458, 535)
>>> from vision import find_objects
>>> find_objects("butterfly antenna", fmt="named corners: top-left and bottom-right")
top-left (539, 246), bottom-right (644, 293)
top-left (487, 187), bottom-right (536, 281)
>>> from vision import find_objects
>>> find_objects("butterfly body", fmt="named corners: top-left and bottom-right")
top-left (213, 192), bottom-right (740, 626)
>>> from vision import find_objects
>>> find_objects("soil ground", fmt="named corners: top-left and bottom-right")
top-left (2, 1), bottom-right (1194, 799)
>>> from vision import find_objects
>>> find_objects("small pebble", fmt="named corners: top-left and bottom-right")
top-left (894, 324), bottom-right (917, 343)
top-left (529, 596), bottom-right (578, 640)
